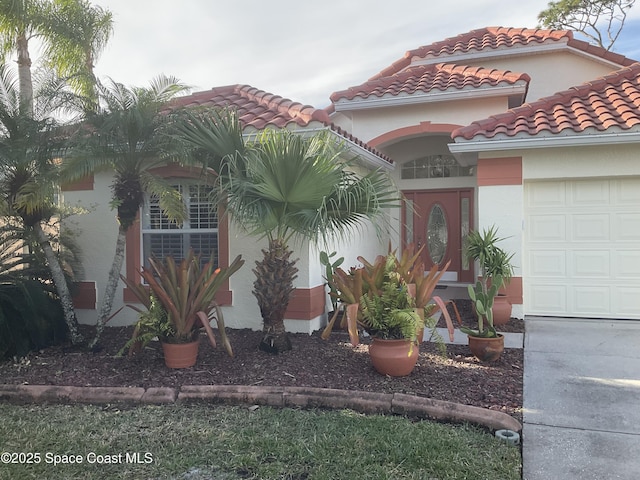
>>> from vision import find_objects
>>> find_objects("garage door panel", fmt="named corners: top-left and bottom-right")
top-left (616, 213), bottom-right (640, 241)
top-left (616, 251), bottom-right (640, 278)
top-left (572, 287), bottom-right (611, 316)
top-left (617, 179), bottom-right (640, 203)
top-left (527, 181), bottom-right (565, 206)
top-left (572, 180), bottom-right (609, 205)
top-left (571, 251), bottom-right (610, 278)
top-left (529, 215), bottom-right (566, 242)
top-left (528, 284), bottom-right (567, 313)
top-left (528, 250), bottom-right (566, 277)
top-left (614, 287), bottom-right (640, 317)
top-left (525, 179), bottom-right (640, 320)
top-left (571, 214), bottom-right (610, 241)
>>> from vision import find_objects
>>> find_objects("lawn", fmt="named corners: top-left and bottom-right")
top-left (0, 403), bottom-right (520, 479)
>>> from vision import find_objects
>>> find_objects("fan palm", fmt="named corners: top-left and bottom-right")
top-left (175, 109), bottom-right (401, 353)
top-left (62, 74), bottom-right (191, 348)
top-left (0, 62), bottom-right (83, 343)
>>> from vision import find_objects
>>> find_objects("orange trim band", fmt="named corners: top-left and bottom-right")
top-left (369, 122), bottom-right (462, 148)
top-left (477, 157), bottom-right (522, 186)
top-left (61, 175), bottom-right (94, 191)
top-left (285, 285), bottom-right (326, 320)
top-left (72, 281), bottom-right (97, 309)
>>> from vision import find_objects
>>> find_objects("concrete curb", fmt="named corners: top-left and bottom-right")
top-left (0, 384), bottom-right (521, 433)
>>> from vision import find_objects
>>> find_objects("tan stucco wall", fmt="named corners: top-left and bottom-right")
top-left (443, 50), bottom-right (621, 104)
top-left (332, 97), bottom-right (507, 145)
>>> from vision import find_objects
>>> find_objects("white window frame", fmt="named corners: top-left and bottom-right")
top-left (140, 181), bottom-right (218, 269)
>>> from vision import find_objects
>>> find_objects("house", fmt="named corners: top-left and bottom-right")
top-left (328, 27), bottom-right (640, 321)
top-left (66, 27), bottom-right (640, 333)
top-left (64, 84), bottom-right (393, 332)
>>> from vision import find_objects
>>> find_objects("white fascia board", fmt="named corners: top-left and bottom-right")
top-left (333, 84), bottom-right (526, 112)
top-left (449, 131), bottom-right (640, 153)
top-left (296, 126), bottom-right (395, 171)
top-left (411, 42), bottom-right (624, 69)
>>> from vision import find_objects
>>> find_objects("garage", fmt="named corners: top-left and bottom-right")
top-left (524, 178), bottom-right (640, 319)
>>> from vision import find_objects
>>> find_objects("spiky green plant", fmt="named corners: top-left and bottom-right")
top-left (121, 250), bottom-right (244, 357)
top-left (0, 226), bottom-right (66, 358)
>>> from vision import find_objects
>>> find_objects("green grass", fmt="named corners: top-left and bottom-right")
top-left (0, 403), bottom-right (520, 479)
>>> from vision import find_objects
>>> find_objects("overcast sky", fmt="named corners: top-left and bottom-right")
top-left (88, 0), bottom-right (640, 108)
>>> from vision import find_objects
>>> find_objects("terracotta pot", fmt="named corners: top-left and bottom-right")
top-left (492, 294), bottom-right (512, 326)
top-left (161, 338), bottom-right (200, 368)
top-left (468, 334), bottom-right (504, 363)
top-left (368, 338), bottom-right (419, 377)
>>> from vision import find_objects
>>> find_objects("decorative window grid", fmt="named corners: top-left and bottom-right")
top-left (141, 183), bottom-right (218, 269)
top-left (401, 154), bottom-right (473, 179)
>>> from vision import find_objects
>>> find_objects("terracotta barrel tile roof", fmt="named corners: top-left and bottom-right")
top-left (169, 84), bottom-right (331, 129)
top-left (167, 84), bottom-right (393, 165)
top-left (331, 63), bottom-right (530, 102)
top-left (367, 27), bottom-right (634, 82)
top-left (452, 62), bottom-right (640, 141)
top-left (409, 27), bottom-right (568, 59)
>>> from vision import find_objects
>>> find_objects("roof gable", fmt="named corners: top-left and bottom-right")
top-left (368, 27), bottom-right (634, 82)
top-left (169, 84), bottom-right (393, 166)
top-left (452, 62), bottom-right (640, 141)
top-left (331, 63), bottom-right (530, 103)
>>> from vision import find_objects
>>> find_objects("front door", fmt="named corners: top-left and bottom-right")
top-left (402, 189), bottom-right (473, 283)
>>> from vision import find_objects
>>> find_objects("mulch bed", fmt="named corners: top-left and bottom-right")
top-left (0, 298), bottom-right (523, 422)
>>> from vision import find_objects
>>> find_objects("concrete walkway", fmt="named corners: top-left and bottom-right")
top-left (523, 317), bottom-right (640, 480)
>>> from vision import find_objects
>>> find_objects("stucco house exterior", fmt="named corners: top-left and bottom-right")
top-left (66, 26), bottom-right (640, 333)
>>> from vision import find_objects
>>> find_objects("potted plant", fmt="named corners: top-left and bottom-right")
top-left (393, 243), bottom-right (456, 346)
top-left (325, 247), bottom-right (456, 347)
top-left (462, 226), bottom-right (514, 361)
top-left (359, 253), bottom-right (422, 376)
top-left (465, 226), bottom-right (515, 326)
top-left (120, 250), bottom-right (244, 368)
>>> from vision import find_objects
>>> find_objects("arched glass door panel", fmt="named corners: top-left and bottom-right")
top-left (427, 203), bottom-right (448, 265)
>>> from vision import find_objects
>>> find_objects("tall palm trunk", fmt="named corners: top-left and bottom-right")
top-left (89, 224), bottom-right (126, 349)
top-left (252, 238), bottom-right (298, 354)
top-left (34, 224), bottom-right (83, 345)
top-left (16, 32), bottom-right (33, 115)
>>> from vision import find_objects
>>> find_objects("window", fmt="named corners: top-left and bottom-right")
top-left (401, 154), bottom-right (472, 179)
top-left (141, 182), bottom-right (218, 268)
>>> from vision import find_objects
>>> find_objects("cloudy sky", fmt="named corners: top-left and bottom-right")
top-left (88, 0), bottom-right (640, 108)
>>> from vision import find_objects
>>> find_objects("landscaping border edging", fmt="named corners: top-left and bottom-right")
top-left (0, 384), bottom-right (522, 432)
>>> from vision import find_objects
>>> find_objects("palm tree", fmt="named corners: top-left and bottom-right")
top-left (40, 0), bottom-right (113, 111)
top-left (0, 0), bottom-right (112, 114)
top-left (175, 109), bottom-right (401, 353)
top-left (0, 62), bottom-right (83, 343)
top-left (63, 75), bottom-right (191, 348)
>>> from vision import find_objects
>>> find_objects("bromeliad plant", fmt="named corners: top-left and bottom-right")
top-left (326, 247), bottom-right (455, 348)
top-left (121, 250), bottom-right (244, 356)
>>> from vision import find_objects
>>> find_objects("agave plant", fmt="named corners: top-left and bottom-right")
top-left (121, 250), bottom-right (244, 356)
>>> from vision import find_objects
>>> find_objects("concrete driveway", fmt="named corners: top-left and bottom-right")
top-left (523, 317), bottom-right (640, 480)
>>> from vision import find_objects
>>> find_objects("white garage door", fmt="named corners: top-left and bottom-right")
top-left (525, 178), bottom-right (640, 319)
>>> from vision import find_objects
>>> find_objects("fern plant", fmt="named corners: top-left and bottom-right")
top-left (359, 268), bottom-right (420, 341)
